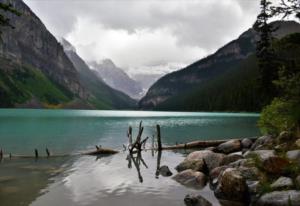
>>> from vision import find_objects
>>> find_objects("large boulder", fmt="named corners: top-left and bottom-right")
top-left (214, 168), bottom-right (248, 202)
top-left (178, 150), bottom-right (225, 173)
top-left (209, 166), bottom-right (231, 189)
top-left (175, 159), bottom-right (205, 172)
top-left (244, 150), bottom-right (275, 162)
top-left (286, 150), bottom-right (300, 165)
top-left (185, 150), bottom-right (213, 161)
top-left (251, 135), bottom-right (274, 150)
top-left (220, 153), bottom-right (243, 166)
top-left (262, 156), bottom-right (289, 174)
top-left (238, 166), bottom-right (262, 181)
top-left (270, 176), bottom-right (294, 190)
top-left (217, 140), bottom-right (241, 154)
top-left (257, 190), bottom-right (300, 206)
top-left (203, 152), bottom-right (226, 172)
top-left (241, 138), bottom-right (253, 149)
top-left (173, 169), bottom-right (207, 189)
top-left (184, 194), bottom-right (212, 206)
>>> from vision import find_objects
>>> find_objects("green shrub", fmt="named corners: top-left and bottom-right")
top-left (258, 98), bottom-right (298, 135)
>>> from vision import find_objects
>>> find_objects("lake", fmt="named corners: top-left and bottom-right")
top-left (0, 109), bottom-right (260, 206)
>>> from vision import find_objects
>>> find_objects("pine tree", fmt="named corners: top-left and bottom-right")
top-left (253, 0), bottom-right (278, 103)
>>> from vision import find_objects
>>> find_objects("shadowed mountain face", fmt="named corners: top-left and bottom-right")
top-left (0, 0), bottom-right (135, 109)
top-left (89, 60), bottom-right (143, 100)
top-left (139, 21), bottom-right (300, 111)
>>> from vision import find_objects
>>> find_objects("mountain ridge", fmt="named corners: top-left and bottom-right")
top-left (139, 20), bottom-right (300, 111)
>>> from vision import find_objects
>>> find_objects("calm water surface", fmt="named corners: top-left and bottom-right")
top-left (0, 109), bottom-right (260, 206)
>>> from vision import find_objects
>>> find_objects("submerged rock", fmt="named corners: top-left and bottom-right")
top-left (175, 159), bottom-right (205, 172)
top-left (184, 194), bottom-right (212, 206)
top-left (173, 169), bottom-right (207, 189)
top-left (217, 140), bottom-right (241, 154)
top-left (257, 190), bottom-right (300, 206)
top-left (159, 165), bottom-right (173, 177)
top-left (270, 176), bottom-right (294, 190)
top-left (214, 168), bottom-right (248, 202)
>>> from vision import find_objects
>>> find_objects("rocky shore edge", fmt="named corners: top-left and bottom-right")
top-left (168, 132), bottom-right (300, 206)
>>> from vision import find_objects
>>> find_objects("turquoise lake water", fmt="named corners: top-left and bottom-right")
top-left (0, 109), bottom-right (260, 206)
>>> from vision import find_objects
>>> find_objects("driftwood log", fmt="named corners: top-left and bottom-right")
top-left (162, 139), bottom-right (228, 150)
top-left (82, 148), bottom-right (119, 155)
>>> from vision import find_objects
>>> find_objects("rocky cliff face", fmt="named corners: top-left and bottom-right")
top-left (61, 39), bottom-right (136, 109)
top-left (139, 21), bottom-right (300, 109)
top-left (0, 0), bottom-right (87, 99)
top-left (90, 60), bottom-right (143, 99)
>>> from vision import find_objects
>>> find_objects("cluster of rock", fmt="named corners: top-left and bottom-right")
top-left (172, 132), bottom-right (300, 206)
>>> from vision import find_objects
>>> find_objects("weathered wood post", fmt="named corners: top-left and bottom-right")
top-left (156, 124), bottom-right (162, 151)
top-left (46, 148), bottom-right (50, 157)
top-left (34, 149), bottom-right (39, 158)
top-left (128, 126), bottom-right (133, 148)
top-left (0, 148), bottom-right (3, 159)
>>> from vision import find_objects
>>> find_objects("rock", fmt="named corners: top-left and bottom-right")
top-left (263, 156), bottom-right (289, 174)
top-left (184, 194), bottom-right (212, 206)
top-left (175, 159), bottom-right (206, 172)
top-left (220, 153), bottom-right (243, 166)
top-left (271, 176), bottom-right (294, 190)
top-left (247, 180), bottom-right (261, 194)
top-left (229, 159), bottom-right (250, 167)
top-left (214, 168), bottom-right (248, 202)
top-left (278, 131), bottom-right (292, 143)
top-left (209, 166), bottom-right (230, 189)
top-left (241, 138), bottom-right (253, 149)
top-left (296, 175), bottom-right (300, 186)
top-left (159, 165), bottom-right (173, 177)
top-left (203, 152), bottom-right (226, 172)
top-left (257, 190), bottom-right (300, 206)
top-left (205, 147), bottom-right (216, 152)
top-left (238, 166), bottom-right (262, 181)
top-left (173, 169), bottom-right (207, 189)
top-left (296, 139), bottom-right (300, 148)
top-left (217, 140), bottom-right (241, 154)
top-left (0, 176), bottom-right (16, 183)
top-left (244, 150), bottom-right (275, 161)
top-left (185, 150), bottom-right (213, 161)
top-left (287, 150), bottom-right (300, 165)
top-left (251, 135), bottom-right (274, 150)
top-left (274, 143), bottom-right (288, 152)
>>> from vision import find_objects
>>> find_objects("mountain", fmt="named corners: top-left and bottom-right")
top-left (89, 60), bottom-right (143, 99)
top-left (131, 73), bottom-right (163, 96)
top-left (61, 39), bottom-right (136, 109)
top-left (0, 0), bottom-right (135, 109)
top-left (139, 21), bottom-right (300, 111)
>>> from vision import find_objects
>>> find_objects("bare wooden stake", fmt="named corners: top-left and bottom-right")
top-left (34, 149), bottom-right (38, 158)
top-left (128, 126), bottom-right (133, 148)
top-left (156, 124), bottom-right (162, 151)
top-left (46, 148), bottom-right (50, 157)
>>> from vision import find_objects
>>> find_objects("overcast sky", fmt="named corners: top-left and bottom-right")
top-left (24, 0), bottom-right (260, 76)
